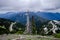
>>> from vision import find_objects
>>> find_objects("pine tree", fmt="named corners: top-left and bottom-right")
top-left (31, 16), bottom-right (36, 34)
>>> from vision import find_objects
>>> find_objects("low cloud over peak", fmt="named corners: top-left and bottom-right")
top-left (0, 0), bottom-right (60, 12)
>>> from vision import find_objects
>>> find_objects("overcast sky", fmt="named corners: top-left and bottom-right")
top-left (0, 0), bottom-right (60, 13)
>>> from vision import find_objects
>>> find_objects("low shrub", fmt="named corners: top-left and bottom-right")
top-left (16, 31), bottom-right (23, 34)
top-left (54, 33), bottom-right (60, 38)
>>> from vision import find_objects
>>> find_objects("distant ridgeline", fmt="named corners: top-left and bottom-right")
top-left (0, 12), bottom-right (60, 22)
top-left (0, 12), bottom-right (50, 24)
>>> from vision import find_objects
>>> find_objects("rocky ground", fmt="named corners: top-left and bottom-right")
top-left (0, 34), bottom-right (60, 40)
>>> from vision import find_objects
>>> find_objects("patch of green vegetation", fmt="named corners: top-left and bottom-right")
top-left (16, 31), bottom-right (23, 34)
top-left (54, 33), bottom-right (60, 38)
top-left (8, 39), bottom-right (11, 40)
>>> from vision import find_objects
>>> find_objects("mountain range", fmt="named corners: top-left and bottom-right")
top-left (0, 12), bottom-right (60, 25)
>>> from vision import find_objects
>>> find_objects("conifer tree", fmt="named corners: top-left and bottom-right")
top-left (31, 16), bottom-right (36, 34)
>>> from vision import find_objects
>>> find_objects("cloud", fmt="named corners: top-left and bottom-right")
top-left (40, 0), bottom-right (60, 10)
top-left (0, 0), bottom-right (60, 12)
